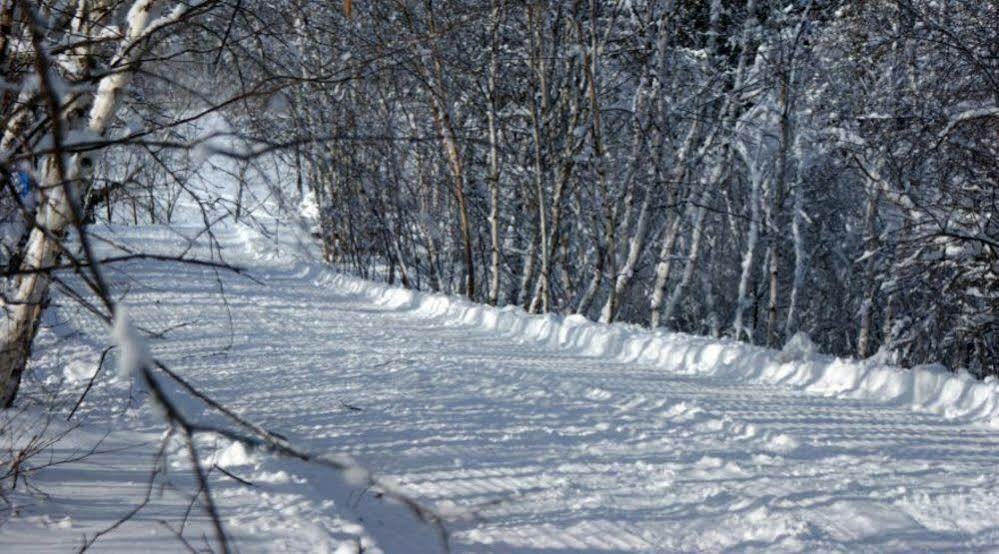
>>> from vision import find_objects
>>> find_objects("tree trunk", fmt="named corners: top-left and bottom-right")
top-left (646, 115), bottom-right (702, 328)
top-left (732, 158), bottom-right (761, 342)
top-left (784, 152), bottom-right (805, 338)
top-left (525, 3), bottom-right (550, 313)
top-left (601, 194), bottom-right (650, 324)
top-left (0, 176), bottom-right (66, 407)
top-left (767, 77), bottom-right (793, 347)
top-left (0, 0), bottom-right (164, 405)
top-left (420, 5), bottom-right (475, 299)
top-left (658, 186), bottom-right (712, 328)
top-left (648, 210), bottom-right (683, 328)
top-left (599, 43), bottom-right (654, 323)
top-left (485, 0), bottom-right (504, 306)
top-left (856, 189), bottom-right (880, 358)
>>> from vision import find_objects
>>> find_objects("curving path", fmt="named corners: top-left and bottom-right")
top-left (5, 223), bottom-right (999, 553)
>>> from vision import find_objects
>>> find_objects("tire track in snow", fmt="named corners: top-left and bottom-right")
top-left (30, 224), bottom-right (999, 552)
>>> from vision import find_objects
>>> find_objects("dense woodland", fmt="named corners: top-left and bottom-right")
top-left (1, 0), bottom-right (998, 415)
top-left (277, 1), bottom-right (998, 376)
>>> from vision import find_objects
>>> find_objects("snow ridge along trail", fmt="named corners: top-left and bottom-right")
top-left (8, 218), bottom-right (999, 552)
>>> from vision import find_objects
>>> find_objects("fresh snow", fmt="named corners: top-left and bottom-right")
top-left (110, 305), bottom-right (150, 379)
top-left (3, 181), bottom-right (999, 552)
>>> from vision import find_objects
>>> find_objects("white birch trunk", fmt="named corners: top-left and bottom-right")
top-left (648, 215), bottom-right (683, 328)
top-left (485, 0), bottom-right (503, 306)
top-left (732, 162), bottom-right (761, 342)
top-left (599, 36), bottom-right (655, 323)
top-left (657, 185), bottom-right (712, 328)
top-left (784, 156), bottom-right (806, 337)
top-left (856, 189), bottom-right (880, 358)
top-left (604, 193), bottom-right (651, 323)
top-left (1, 0), bottom-right (166, 406)
top-left (646, 119), bottom-right (702, 328)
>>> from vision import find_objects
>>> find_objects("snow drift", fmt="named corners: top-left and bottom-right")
top-left (314, 271), bottom-right (999, 429)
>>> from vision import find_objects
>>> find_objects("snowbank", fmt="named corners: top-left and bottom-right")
top-left (314, 271), bottom-right (999, 429)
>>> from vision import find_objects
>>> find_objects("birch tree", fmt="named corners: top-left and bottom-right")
top-left (0, 0), bottom-right (210, 407)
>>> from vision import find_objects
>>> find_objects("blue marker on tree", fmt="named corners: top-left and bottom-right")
top-left (15, 170), bottom-right (30, 199)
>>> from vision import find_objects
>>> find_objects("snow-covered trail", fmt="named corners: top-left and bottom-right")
top-left (6, 221), bottom-right (999, 552)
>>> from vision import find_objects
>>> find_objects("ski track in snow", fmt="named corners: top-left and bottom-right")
top-left (5, 218), bottom-right (999, 552)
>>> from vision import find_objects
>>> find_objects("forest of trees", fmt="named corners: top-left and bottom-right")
top-left (1, 0), bottom-right (998, 415)
top-left (269, 0), bottom-right (998, 377)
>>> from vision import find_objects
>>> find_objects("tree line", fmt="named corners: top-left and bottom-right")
top-left (2, 0), bottom-right (997, 411)
top-left (273, 0), bottom-right (998, 377)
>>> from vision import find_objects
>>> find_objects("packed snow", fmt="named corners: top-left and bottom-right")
top-left (3, 181), bottom-right (999, 552)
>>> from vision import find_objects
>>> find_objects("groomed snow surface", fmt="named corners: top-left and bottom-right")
top-left (4, 205), bottom-right (999, 551)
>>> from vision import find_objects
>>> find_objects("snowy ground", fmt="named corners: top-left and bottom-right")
top-left (3, 184), bottom-right (999, 552)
